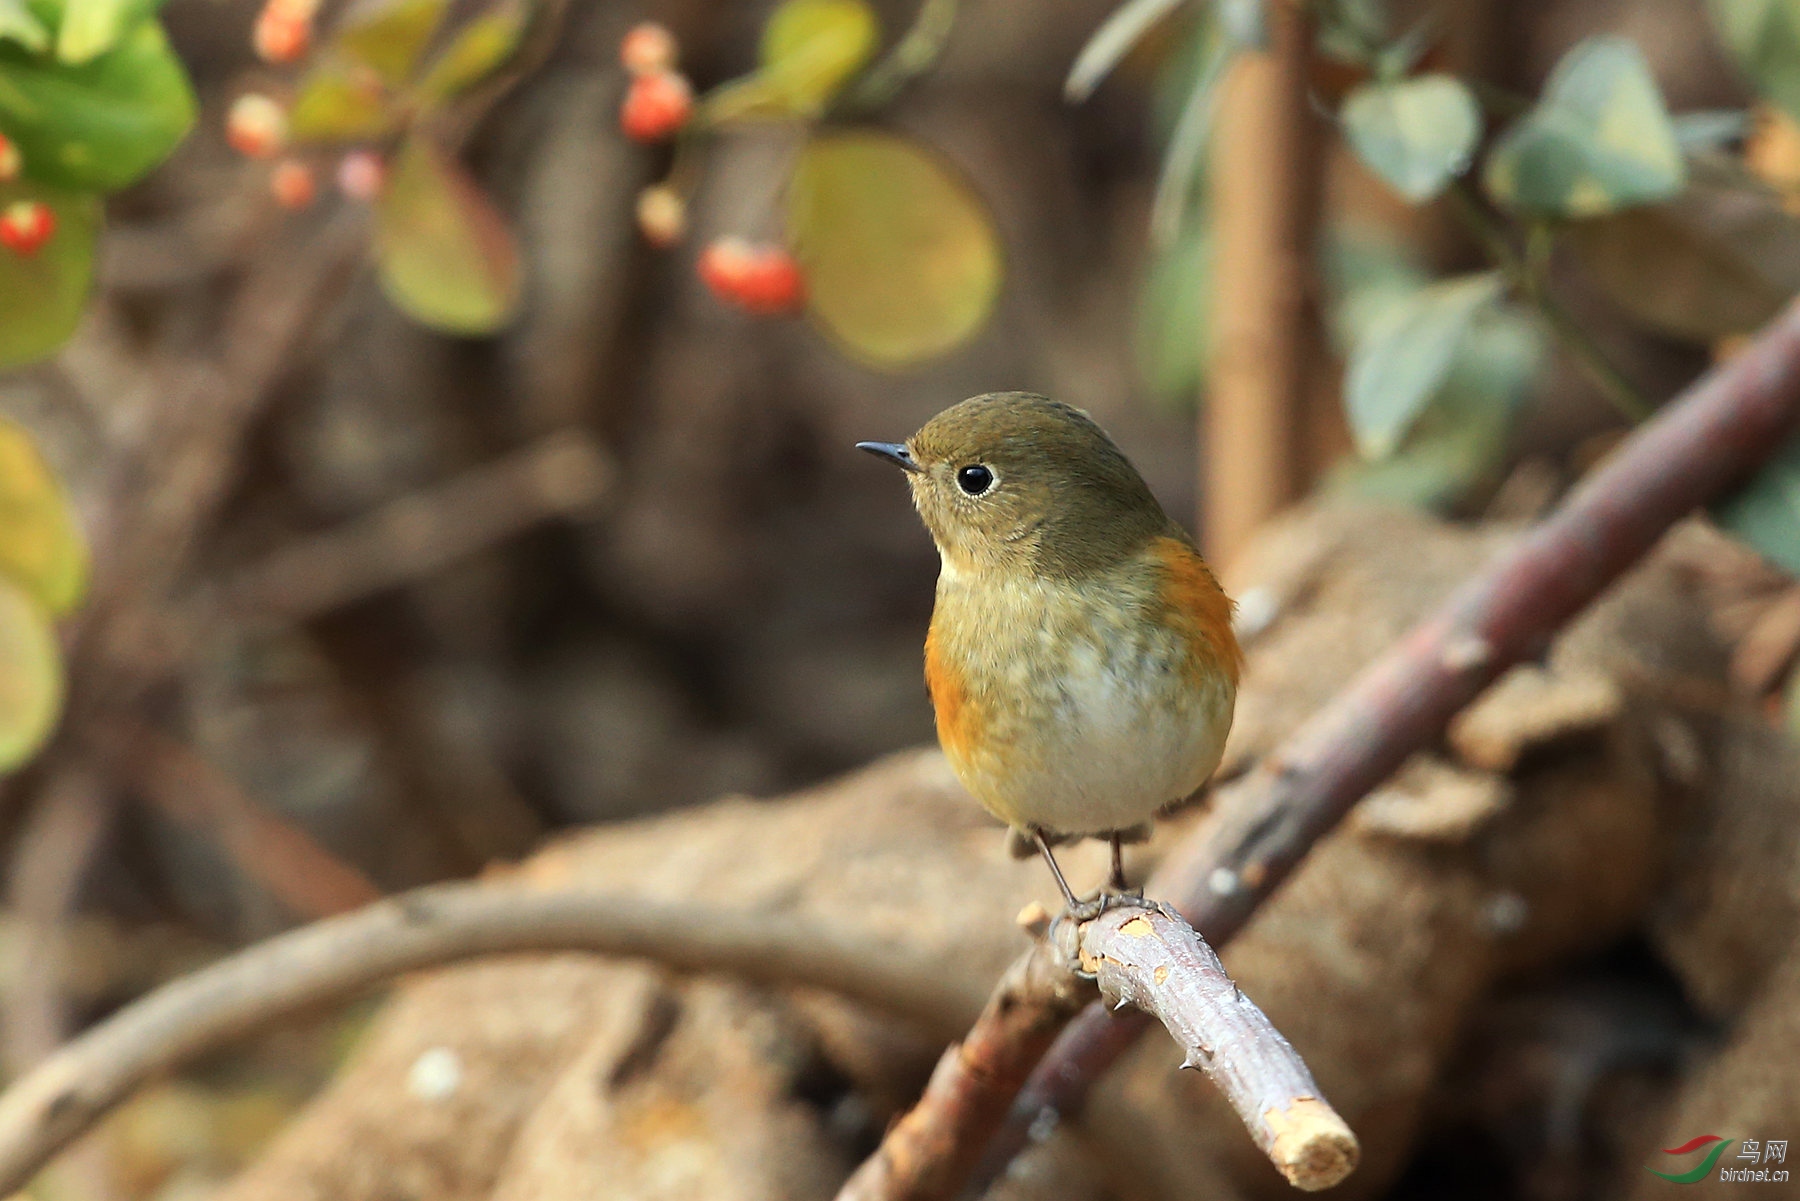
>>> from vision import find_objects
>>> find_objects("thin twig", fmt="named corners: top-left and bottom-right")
top-left (848, 296), bottom-right (1800, 1201)
top-left (1447, 181), bottom-right (1652, 424)
top-left (0, 882), bottom-right (993, 1196)
top-left (218, 430), bottom-right (613, 623)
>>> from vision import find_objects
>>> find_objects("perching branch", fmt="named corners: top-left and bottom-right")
top-left (1072, 904), bottom-right (1356, 1189)
top-left (0, 882), bottom-right (991, 1197)
top-left (847, 297), bottom-right (1800, 1201)
top-left (835, 934), bottom-right (1088, 1201)
top-left (838, 898), bottom-right (1354, 1199)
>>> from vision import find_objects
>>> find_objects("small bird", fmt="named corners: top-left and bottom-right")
top-left (859, 392), bottom-right (1242, 910)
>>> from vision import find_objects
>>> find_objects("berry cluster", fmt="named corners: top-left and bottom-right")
top-left (0, 134), bottom-right (55, 259)
top-left (225, 92), bottom-right (387, 209)
top-left (617, 22), bottom-right (691, 143)
top-left (619, 24), bottom-right (807, 318)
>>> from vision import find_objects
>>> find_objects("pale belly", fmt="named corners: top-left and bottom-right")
top-left (932, 574), bottom-right (1236, 837)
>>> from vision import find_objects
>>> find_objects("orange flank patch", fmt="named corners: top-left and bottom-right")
top-left (924, 620), bottom-right (980, 764)
top-left (1151, 536), bottom-right (1244, 687)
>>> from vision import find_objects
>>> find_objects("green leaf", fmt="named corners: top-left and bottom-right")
top-left (55, 0), bottom-right (158, 64)
top-left (1344, 270), bottom-right (1504, 458)
top-left (0, 0), bottom-right (49, 51)
top-left (0, 573), bottom-right (62, 773)
top-left (0, 416), bottom-right (87, 615)
top-left (0, 18), bottom-right (194, 190)
top-left (1708, 0), bottom-right (1800, 124)
top-left (1717, 429), bottom-right (1800, 576)
top-left (334, 0), bottom-right (448, 86)
top-left (374, 135), bottom-right (520, 335)
top-left (1341, 74), bottom-right (1481, 203)
top-left (1483, 35), bottom-right (1685, 217)
top-left (1565, 165), bottom-right (1800, 340)
top-left (289, 57), bottom-right (394, 141)
top-left (0, 180), bottom-right (99, 369)
top-left (1335, 306), bottom-right (1544, 511)
top-left (788, 131), bottom-right (1001, 367)
top-left (1065, 0), bottom-right (1183, 102)
top-left (706, 0), bottom-right (878, 121)
top-left (414, 4), bottom-right (525, 103)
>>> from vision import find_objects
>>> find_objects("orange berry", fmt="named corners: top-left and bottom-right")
top-left (270, 159), bottom-right (316, 209)
top-left (336, 150), bottom-right (385, 201)
top-left (0, 201), bottom-right (55, 257)
top-left (698, 238), bottom-right (806, 315)
top-left (226, 93), bottom-right (288, 159)
top-left (0, 133), bottom-right (19, 184)
top-left (253, 4), bottom-right (311, 62)
top-left (635, 184), bottom-right (686, 246)
top-left (620, 22), bottom-right (678, 75)
top-left (620, 70), bottom-right (692, 143)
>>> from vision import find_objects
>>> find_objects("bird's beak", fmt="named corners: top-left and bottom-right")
top-left (856, 441), bottom-right (923, 473)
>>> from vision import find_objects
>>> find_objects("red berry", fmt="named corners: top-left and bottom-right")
top-left (636, 184), bottom-right (686, 246)
top-left (270, 159), bottom-right (316, 209)
top-left (620, 70), bottom-right (692, 143)
top-left (620, 22), bottom-right (678, 75)
top-left (226, 93), bottom-right (287, 159)
top-left (0, 201), bottom-right (55, 257)
top-left (336, 150), bottom-right (386, 201)
top-left (698, 238), bottom-right (806, 315)
top-left (254, 4), bottom-right (311, 62)
top-left (0, 134), bottom-right (19, 184)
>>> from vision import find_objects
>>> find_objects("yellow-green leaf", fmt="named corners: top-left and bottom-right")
top-left (706, 0), bottom-right (878, 121)
top-left (0, 574), bottom-right (63, 773)
top-left (414, 4), bottom-right (526, 103)
top-left (788, 131), bottom-right (1001, 367)
top-left (56, 0), bottom-right (157, 64)
top-left (0, 180), bottom-right (101, 370)
top-left (333, 0), bottom-right (448, 85)
top-left (0, 0), bottom-right (50, 52)
top-left (289, 58), bottom-right (395, 142)
top-left (374, 135), bottom-right (520, 334)
top-left (0, 417), bottom-right (87, 616)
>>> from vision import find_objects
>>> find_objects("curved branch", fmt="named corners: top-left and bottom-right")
top-left (0, 883), bottom-right (989, 1196)
top-left (847, 296), bottom-right (1800, 1201)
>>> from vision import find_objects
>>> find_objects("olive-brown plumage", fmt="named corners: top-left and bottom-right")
top-left (860, 392), bottom-right (1241, 903)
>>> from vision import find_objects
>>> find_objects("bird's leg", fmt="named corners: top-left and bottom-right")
top-left (1031, 829), bottom-right (1082, 912)
top-left (1108, 833), bottom-right (1127, 892)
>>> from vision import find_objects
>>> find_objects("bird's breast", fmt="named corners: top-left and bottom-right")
top-left (923, 538), bottom-right (1239, 835)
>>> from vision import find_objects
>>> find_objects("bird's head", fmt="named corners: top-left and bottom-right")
top-left (858, 391), bottom-right (1171, 580)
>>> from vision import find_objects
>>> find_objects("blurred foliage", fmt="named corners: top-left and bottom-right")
top-left (1482, 36), bottom-right (1685, 217)
top-left (1341, 74), bottom-right (1480, 204)
top-left (704, 0), bottom-right (878, 121)
top-left (0, 0), bottom-right (193, 368)
top-left (374, 134), bottom-right (520, 334)
top-left (0, 418), bottom-right (84, 770)
top-left (1077, 0), bottom-right (1800, 573)
top-left (787, 131), bottom-right (1000, 367)
top-left (285, 0), bottom-right (529, 334)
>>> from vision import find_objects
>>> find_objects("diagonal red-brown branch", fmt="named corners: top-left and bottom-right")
top-left (842, 299), bottom-right (1800, 1201)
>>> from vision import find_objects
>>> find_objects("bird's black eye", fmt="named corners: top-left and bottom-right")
top-left (956, 464), bottom-right (994, 496)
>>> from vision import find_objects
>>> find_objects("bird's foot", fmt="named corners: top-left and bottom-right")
top-left (1064, 887), bottom-right (1155, 924)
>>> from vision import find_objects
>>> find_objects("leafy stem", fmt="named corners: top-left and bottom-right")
top-left (1448, 180), bottom-right (1653, 423)
top-left (845, 0), bottom-right (959, 112)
